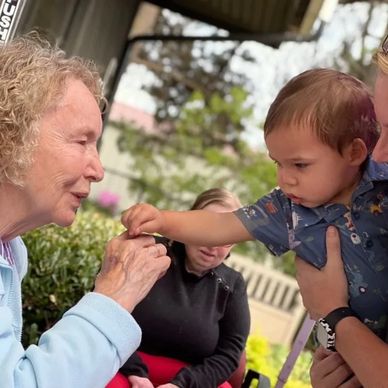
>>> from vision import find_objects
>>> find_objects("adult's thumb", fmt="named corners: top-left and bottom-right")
top-left (325, 226), bottom-right (342, 267)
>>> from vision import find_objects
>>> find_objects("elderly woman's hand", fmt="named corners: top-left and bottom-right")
top-left (295, 226), bottom-right (349, 319)
top-left (310, 346), bottom-right (361, 388)
top-left (94, 232), bottom-right (170, 312)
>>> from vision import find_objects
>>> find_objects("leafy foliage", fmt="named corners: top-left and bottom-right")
top-left (112, 89), bottom-right (298, 272)
top-left (133, 10), bottom-right (253, 134)
top-left (21, 210), bottom-right (123, 346)
top-left (116, 10), bottom-right (274, 214)
top-left (246, 334), bottom-right (313, 388)
top-left (333, 2), bottom-right (387, 85)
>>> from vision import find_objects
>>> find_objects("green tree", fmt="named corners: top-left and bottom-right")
top-left (112, 9), bottom-right (297, 272)
top-left (333, 2), bottom-right (387, 85)
top-left (112, 85), bottom-right (287, 264)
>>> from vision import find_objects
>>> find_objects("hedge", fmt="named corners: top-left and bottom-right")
top-left (21, 210), bottom-right (123, 345)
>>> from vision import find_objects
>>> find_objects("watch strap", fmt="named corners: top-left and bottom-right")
top-left (324, 306), bottom-right (357, 331)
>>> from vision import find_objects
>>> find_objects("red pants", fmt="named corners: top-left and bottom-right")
top-left (106, 351), bottom-right (232, 388)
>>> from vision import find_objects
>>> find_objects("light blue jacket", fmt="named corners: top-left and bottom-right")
top-left (0, 237), bottom-right (141, 388)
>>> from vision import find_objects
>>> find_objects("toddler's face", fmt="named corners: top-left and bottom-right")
top-left (265, 125), bottom-right (361, 208)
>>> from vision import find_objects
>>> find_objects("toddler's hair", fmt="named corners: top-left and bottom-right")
top-left (264, 68), bottom-right (378, 154)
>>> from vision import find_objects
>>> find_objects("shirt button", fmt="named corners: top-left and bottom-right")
top-left (224, 285), bottom-right (230, 291)
top-left (209, 271), bottom-right (215, 277)
top-left (216, 277), bottom-right (222, 283)
top-left (353, 212), bottom-right (360, 220)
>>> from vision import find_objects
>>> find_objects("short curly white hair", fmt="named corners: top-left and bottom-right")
top-left (0, 32), bottom-right (104, 186)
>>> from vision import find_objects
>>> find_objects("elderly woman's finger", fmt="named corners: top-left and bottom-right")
top-left (95, 234), bottom-right (171, 312)
top-left (146, 243), bottom-right (167, 258)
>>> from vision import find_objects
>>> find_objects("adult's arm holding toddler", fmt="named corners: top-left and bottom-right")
top-left (122, 203), bottom-right (253, 246)
top-left (296, 227), bottom-right (388, 387)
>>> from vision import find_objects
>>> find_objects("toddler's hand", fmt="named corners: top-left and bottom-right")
top-left (122, 203), bottom-right (164, 236)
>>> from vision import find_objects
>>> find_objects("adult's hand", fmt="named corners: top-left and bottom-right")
top-left (310, 347), bottom-right (361, 388)
top-left (295, 226), bottom-right (348, 319)
top-left (128, 375), bottom-right (154, 388)
top-left (94, 232), bottom-right (170, 312)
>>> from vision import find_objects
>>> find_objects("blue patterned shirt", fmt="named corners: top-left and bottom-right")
top-left (235, 157), bottom-right (388, 339)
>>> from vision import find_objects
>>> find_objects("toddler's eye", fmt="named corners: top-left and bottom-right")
top-left (295, 163), bottom-right (308, 169)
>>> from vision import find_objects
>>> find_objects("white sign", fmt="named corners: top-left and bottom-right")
top-left (0, 0), bottom-right (26, 44)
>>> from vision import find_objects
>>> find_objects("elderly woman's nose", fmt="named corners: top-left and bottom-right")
top-left (88, 152), bottom-right (104, 182)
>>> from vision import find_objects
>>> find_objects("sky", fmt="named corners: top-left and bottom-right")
top-left (114, 1), bottom-right (388, 149)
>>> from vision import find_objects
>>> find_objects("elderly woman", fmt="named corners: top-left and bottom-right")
top-left (0, 34), bottom-right (170, 388)
top-left (296, 35), bottom-right (388, 387)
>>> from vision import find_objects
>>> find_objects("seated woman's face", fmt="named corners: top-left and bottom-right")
top-left (185, 203), bottom-right (234, 275)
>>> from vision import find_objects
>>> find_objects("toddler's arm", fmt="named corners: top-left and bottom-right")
top-left (121, 203), bottom-right (253, 246)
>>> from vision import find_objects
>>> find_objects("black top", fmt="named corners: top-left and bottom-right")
top-left (120, 238), bottom-right (250, 388)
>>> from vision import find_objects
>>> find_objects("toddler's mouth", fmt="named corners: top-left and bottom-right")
top-left (287, 194), bottom-right (302, 203)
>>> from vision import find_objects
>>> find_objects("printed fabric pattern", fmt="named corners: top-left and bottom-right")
top-left (235, 158), bottom-right (388, 339)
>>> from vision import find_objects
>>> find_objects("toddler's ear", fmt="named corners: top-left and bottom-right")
top-left (347, 138), bottom-right (368, 166)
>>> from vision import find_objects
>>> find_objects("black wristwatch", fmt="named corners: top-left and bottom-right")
top-left (316, 307), bottom-right (358, 351)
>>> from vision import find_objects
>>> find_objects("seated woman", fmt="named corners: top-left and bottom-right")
top-left (107, 188), bottom-right (251, 388)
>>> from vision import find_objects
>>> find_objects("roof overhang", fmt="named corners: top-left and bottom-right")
top-left (147, 0), bottom-right (341, 41)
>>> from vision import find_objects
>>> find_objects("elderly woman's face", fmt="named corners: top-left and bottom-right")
top-left (372, 73), bottom-right (388, 163)
top-left (185, 203), bottom-right (235, 275)
top-left (22, 78), bottom-right (104, 226)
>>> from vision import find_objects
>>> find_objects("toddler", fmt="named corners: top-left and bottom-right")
top-left (123, 69), bottom-right (388, 339)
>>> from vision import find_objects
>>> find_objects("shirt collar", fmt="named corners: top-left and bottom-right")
top-left (354, 157), bottom-right (388, 197)
top-left (292, 202), bottom-right (348, 231)
top-left (291, 157), bottom-right (388, 230)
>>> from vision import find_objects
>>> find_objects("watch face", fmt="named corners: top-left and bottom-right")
top-left (317, 319), bottom-right (336, 351)
top-left (316, 323), bottom-right (329, 347)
